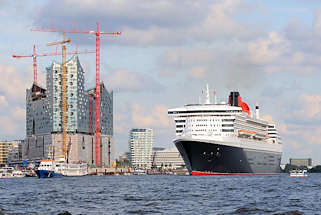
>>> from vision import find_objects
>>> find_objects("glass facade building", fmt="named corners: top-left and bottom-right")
top-left (129, 128), bottom-right (154, 169)
top-left (24, 55), bottom-right (114, 165)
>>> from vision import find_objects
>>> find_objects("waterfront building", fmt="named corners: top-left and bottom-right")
top-left (119, 152), bottom-right (130, 162)
top-left (23, 55), bottom-right (114, 166)
top-left (0, 141), bottom-right (22, 166)
top-left (117, 152), bottom-right (131, 168)
top-left (7, 140), bottom-right (24, 164)
top-left (290, 158), bottom-right (312, 168)
top-left (152, 147), bottom-right (185, 169)
top-left (0, 142), bottom-right (9, 166)
top-left (129, 129), bottom-right (154, 169)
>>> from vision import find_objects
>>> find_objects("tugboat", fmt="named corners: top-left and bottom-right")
top-left (35, 160), bottom-right (63, 178)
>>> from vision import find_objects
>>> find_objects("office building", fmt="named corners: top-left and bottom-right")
top-left (152, 147), bottom-right (185, 169)
top-left (0, 141), bottom-right (23, 166)
top-left (289, 158), bottom-right (312, 167)
top-left (129, 128), bottom-right (153, 169)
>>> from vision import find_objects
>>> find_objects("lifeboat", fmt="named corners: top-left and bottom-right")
top-left (238, 129), bottom-right (256, 137)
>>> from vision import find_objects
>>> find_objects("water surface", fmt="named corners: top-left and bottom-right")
top-left (0, 174), bottom-right (320, 214)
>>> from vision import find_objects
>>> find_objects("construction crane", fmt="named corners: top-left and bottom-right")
top-left (13, 45), bottom-right (95, 85)
top-left (13, 44), bottom-right (50, 84)
top-left (47, 32), bottom-right (71, 161)
top-left (31, 22), bottom-right (121, 167)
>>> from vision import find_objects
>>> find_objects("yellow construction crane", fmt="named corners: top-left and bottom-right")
top-left (47, 33), bottom-right (71, 161)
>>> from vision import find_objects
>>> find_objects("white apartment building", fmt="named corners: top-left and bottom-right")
top-left (129, 129), bottom-right (153, 169)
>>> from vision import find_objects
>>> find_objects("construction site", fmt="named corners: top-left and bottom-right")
top-left (14, 23), bottom-right (121, 167)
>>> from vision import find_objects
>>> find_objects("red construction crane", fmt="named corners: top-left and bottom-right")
top-left (31, 22), bottom-right (121, 167)
top-left (13, 44), bottom-right (95, 84)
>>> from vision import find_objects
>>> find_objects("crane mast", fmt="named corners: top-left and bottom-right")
top-left (95, 24), bottom-right (101, 166)
top-left (33, 45), bottom-right (37, 84)
top-left (62, 42), bottom-right (67, 160)
top-left (47, 33), bottom-right (71, 161)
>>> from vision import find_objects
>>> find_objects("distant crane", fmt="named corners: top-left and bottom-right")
top-left (13, 44), bottom-right (95, 85)
top-left (31, 22), bottom-right (121, 167)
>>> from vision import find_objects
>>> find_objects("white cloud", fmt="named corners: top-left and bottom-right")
top-left (33, 0), bottom-right (261, 46)
top-left (102, 68), bottom-right (162, 92)
top-left (12, 107), bottom-right (25, 121)
top-left (188, 66), bottom-right (209, 79)
top-left (0, 64), bottom-right (31, 102)
top-left (292, 93), bottom-right (321, 122)
top-left (0, 95), bottom-right (8, 107)
top-left (0, 115), bottom-right (17, 137)
top-left (131, 104), bottom-right (171, 129)
top-left (247, 32), bottom-right (289, 65)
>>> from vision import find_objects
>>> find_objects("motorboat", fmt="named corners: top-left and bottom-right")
top-left (289, 169), bottom-right (308, 177)
top-left (0, 167), bottom-right (25, 178)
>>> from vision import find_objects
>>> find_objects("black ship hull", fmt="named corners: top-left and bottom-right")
top-left (175, 139), bottom-right (281, 175)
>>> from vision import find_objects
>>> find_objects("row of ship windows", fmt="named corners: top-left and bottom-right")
top-left (249, 162), bottom-right (276, 166)
top-left (188, 119), bottom-right (227, 122)
top-left (169, 110), bottom-right (241, 114)
top-left (235, 123), bottom-right (266, 132)
top-left (183, 124), bottom-right (233, 127)
top-left (177, 129), bottom-right (234, 133)
top-left (178, 119), bottom-right (235, 124)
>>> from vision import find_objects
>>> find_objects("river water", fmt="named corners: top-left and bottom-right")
top-left (0, 174), bottom-right (320, 214)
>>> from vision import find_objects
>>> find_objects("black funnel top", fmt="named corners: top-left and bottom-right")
top-left (229, 92), bottom-right (240, 107)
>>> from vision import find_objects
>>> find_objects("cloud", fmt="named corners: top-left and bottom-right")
top-left (0, 105), bottom-right (26, 139)
top-left (131, 104), bottom-right (171, 129)
top-left (261, 114), bottom-right (274, 123)
top-left (247, 32), bottom-right (289, 65)
top-left (188, 66), bottom-right (210, 79)
top-left (0, 116), bottom-right (17, 137)
top-left (12, 107), bottom-right (25, 121)
top-left (102, 68), bottom-right (163, 93)
top-left (32, 0), bottom-right (262, 46)
top-left (158, 45), bottom-right (265, 90)
top-left (288, 93), bottom-right (321, 123)
top-left (34, 0), bottom-right (209, 29)
top-left (114, 103), bottom-right (172, 134)
top-left (0, 64), bottom-right (32, 102)
top-left (0, 95), bottom-right (8, 107)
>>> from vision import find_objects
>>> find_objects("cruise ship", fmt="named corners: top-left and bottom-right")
top-left (168, 85), bottom-right (282, 175)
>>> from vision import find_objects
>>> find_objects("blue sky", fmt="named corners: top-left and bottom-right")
top-left (1, 0), bottom-right (321, 164)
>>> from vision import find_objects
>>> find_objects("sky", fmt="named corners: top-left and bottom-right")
top-left (1, 0), bottom-right (321, 164)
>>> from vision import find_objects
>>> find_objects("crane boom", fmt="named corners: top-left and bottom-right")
top-left (13, 45), bottom-right (95, 85)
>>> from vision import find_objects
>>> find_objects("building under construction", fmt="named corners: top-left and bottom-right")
top-left (23, 55), bottom-right (114, 167)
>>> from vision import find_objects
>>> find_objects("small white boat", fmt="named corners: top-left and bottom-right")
top-left (0, 167), bottom-right (25, 178)
top-left (133, 169), bottom-right (146, 175)
top-left (12, 170), bottom-right (26, 178)
top-left (290, 169), bottom-right (308, 177)
top-left (0, 167), bottom-right (14, 178)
